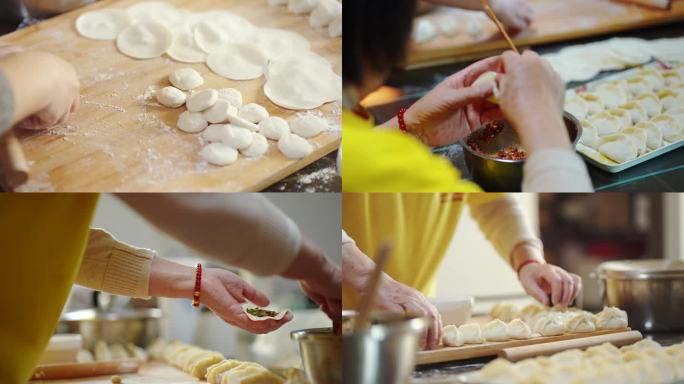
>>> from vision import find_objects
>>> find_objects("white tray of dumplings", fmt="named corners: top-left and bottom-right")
top-left (565, 62), bottom-right (684, 173)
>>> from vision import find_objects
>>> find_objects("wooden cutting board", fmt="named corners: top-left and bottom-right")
top-left (30, 361), bottom-right (204, 383)
top-left (0, 0), bottom-right (341, 191)
top-left (408, 0), bottom-right (684, 68)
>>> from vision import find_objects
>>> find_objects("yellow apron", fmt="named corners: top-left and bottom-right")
top-left (0, 194), bottom-right (98, 384)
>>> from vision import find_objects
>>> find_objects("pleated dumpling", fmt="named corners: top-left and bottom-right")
top-left (479, 358), bottom-right (515, 381)
top-left (110, 343), bottom-right (128, 360)
top-left (607, 108), bottom-right (631, 128)
top-left (672, 83), bottom-right (684, 99)
top-left (662, 70), bottom-right (682, 86)
top-left (221, 362), bottom-right (268, 384)
top-left (507, 318), bottom-right (532, 340)
top-left (594, 306), bottom-right (628, 330)
top-left (482, 319), bottom-right (509, 342)
top-left (442, 325), bottom-right (464, 347)
top-left (515, 302), bottom-right (545, 324)
top-left (188, 352), bottom-right (224, 379)
top-left (621, 126), bottom-right (648, 155)
top-left (577, 92), bottom-right (605, 115)
top-left (667, 107), bottom-right (684, 130)
top-left (565, 96), bottom-right (588, 120)
top-left (206, 359), bottom-right (243, 384)
top-left (594, 83), bottom-right (628, 109)
top-left (657, 89), bottom-right (683, 111)
top-left (580, 119), bottom-right (601, 149)
top-left (619, 102), bottom-right (648, 125)
top-left (652, 114), bottom-right (684, 142)
top-left (626, 75), bottom-right (653, 96)
top-left (488, 302), bottom-right (519, 322)
top-left (636, 121), bottom-right (663, 150)
top-left (636, 92), bottom-right (663, 117)
top-left (598, 134), bottom-right (638, 163)
top-left (590, 111), bottom-right (621, 136)
top-left (534, 314), bottom-right (566, 336)
top-left (94, 340), bottom-right (112, 361)
top-left (565, 312), bottom-right (596, 333)
top-left (458, 323), bottom-right (484, 344)
top-left (639, 68), bottom-right (666, 91)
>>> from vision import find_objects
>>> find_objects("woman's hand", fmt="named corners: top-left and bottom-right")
top-left (0, 42), bottom-right (23, 58)
top-left (490, 0), bottom-right (534, 33)
top-left (400, 56), bottom-right (504, 147)
top-left (518, 263), bottom-right (582, 307)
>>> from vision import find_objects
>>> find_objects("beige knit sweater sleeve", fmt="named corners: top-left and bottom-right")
top-left (75, 228), bottom-right (155, 298)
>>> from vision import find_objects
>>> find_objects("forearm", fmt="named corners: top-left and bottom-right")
top-left (518, 113), bottom-right (571, 154)
top-left (148, 257), bottom-right (195, 299)
top-left (522, 149), bottom-right (594, 192)
top-left (342, 241), bottom-right (382, 292)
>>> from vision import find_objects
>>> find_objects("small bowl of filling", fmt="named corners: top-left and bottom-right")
top-left (460, 112), bottom-right (581, 191)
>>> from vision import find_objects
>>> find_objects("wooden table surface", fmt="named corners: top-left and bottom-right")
top-left (30, 361), bottom-right (211, 383)
top-left (1, 0), bottom-right (341, 191)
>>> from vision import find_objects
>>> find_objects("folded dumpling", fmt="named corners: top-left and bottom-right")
top-left (579, 120), bottom-right (601, 149)
top-left (662, 70), bottom-right (682, 86)
top-left (565, 312), bottom-right (596, 333)
top-left (636, 93), bottom-right (663, 117)
top-left (479, 358), bottom-right (515, 380)
top-left (442, 324), bottom-right (464, 347)
top-left (584, 342), bottom-right (620, 359)
top-left (489, 302), bottom-right (519, 322)
top-left (458, 323), bottom-right (484, 344)
top-left (187, 351), bottom-right (223, 376)
top-left (667, 107), bottom-right (684, 132)
top-left (482, 319), bottom-right (509, 342)
top-left (577, 92), bottom-right (605, 115)
top-left (565, 96), bottom-right (588, 120)
top-left (638, 68), bottom-right (665, 91)
top-left (608, 108), bottom-right (631, 129)
top-left (626, 75), bottom-right (653, 96)
top-left (594, 306), bottom-right (628, 330)
top-left (240, 371), bottom-right (285, 384)
top-left (657, 89), bottom-right (682, 111)
top-left (146, 338), bottom-right (167, 360)
top-left (206, 359), bottom-right (244, 384)
top-left (598, 133), bottom-right (638, 163)
top-left (507, 318), bottom-right (531, 340)
top-left (125, 343), bottom-right (147, 361)
top-left (221, 362), bottom-right (267, 384)
top-left (636, 121), bottom-right (663, 150)
top-left (534, 314), bottom-right (565, 336)
top-left (619, 102), bottom-right (649, 125)
top-left (652, 114), bottom-right (684, 142)
top-left (594, 83), bottom-right (628, 109)
top-left (621, 126), bottom-right (648, 155)
top-left (515, 303), bottom-right (545, 324)
top-left (549, 348), bottom-right (584, 366)
top-left (590, 111), bottom-right (621, 136)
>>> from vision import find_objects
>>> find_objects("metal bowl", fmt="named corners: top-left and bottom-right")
top-left (460, 112), bottom-right (582, 191)
top-left (342, 311), bottom-right (426, 384)
top-left (58, 308), bottom-right (161, 349)
top-left (291, 327), bottom-right (341, 384)
top-left (596, 259), bottom-right (684, 332)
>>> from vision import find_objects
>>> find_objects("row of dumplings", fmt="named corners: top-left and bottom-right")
top-left (475, 339), bottom-right (684, 384)
top-left (75, 340), bottom-right (147, 362)
top-left (146, 339), bottom-right (284, 383)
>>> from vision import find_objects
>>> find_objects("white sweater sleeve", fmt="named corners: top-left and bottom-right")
top-left (119, 194), bottom-right (302, 276)
top-left (522, 149), bottom-right (593, 192)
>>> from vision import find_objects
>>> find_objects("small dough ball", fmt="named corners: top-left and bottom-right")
top-left (238, 103), bottom-right (269, 124)
top-left (187, 89), bottom-right (218, 112)
top-left (111, 375), bottom-right (122, 384)
top-left (227, 113), bottom-right (260, 132)
top-left (458, 323), bottom-right (483, 344)
top-left (204, 99), bottom-right (237, 124)
top-left (290, 114), bottom-right (328, 138)
top-left (200, 143), bottom-right (238, 166)
top-left (156, 86), bottom-right (186, 108)
top-left (259, 116), bottom-right (290, 140)
top-left (177, 111), bottom-right (208, 133)
top-left (241, 132), bottom-right (269, 158)
top-left (169, 68), bottom-right (204, 91)
top-left (288, 0), bottom-right (317, 14)
top-left (217, 88), bottom-right (243, 108)
top-left (442, 325), bottom-right (463, 347)
top-left (201, 124), bottom-right (253, 150)
top-left (278, 133), bottom-right (313, 159)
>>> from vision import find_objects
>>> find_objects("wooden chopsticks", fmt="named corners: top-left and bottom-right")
top-left (481, 0), bottom-right (519, 54)
top-left (353, 241), bottom-right (392, 333)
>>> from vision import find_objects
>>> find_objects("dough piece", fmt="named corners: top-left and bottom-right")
top-left (590, 111), bottom-right (621, 136)
top-left (216, 88), bottom-right (243, 109)
top-left (328, 12), bottom-right (342, 38)
top-left (193, 13), bottom-right (256, 52)
top-left (76, 9), bottom-right (130, 40)
top-left (126, 1), bottom-right (181, 26)
top-left (290, 114), bottom-right (328, 138)
top-left (278, 133), bottom-right (313, 159)
top-left (187, 89), bottom-right (219, 112)
top-left (265, 55), bottom-right (340, 110)
top-left (414, 19), bottom-right (437, 44)
top-left (185, 351), bottom-right (221, 372)
top-left (156, 86), bottom-right (186, 108)
top-left (238, 103), bottom-right (269, 124)
top-left (549, 348), bottom-right (584, 366)
top-left (594, 83), bottom-right (628, 109)
top-left (607, 108), bottom-right (631, 129)
top-left (662, 70), bottom-right (682, 87)
top-left (605, 37), bottom-right (652, 66)
top-left (458, 323), bottom-right (484, 344)
top-left (201, 124), bottom-right (253, 150)
top-left (169, 68), bottom-right (204, 91)
top-left (221, 363), bottom-right (268, 384)
top-left (667, 107), bottom-right (684, 132)
top-left (534, 314), bottom-right (565, 336)
top-left (626, 75), bottom-right (653, 96)
top-left (565, 96), bottom-right (588, 120)
top-left (580, 119), bottom-right (601, 149)
top-left (594, 306), bottom-right (628, 330)
top-left (116, 21), bottom-right (174, 59)
top-left (146, 338), bottom-right (167, 360)
top-left (167, 24), bottom-right (206, 63)
top-left (467, 16), bottom-right (483, 38)
top-left (77, 349), bottom-right (94, 363)
top-left (639, 68), bottom-right (666, 91)
top-left (440, 18), bottom-right (459, 37)
top-left (585, 342), bottom-right (621, 358)
top-left (489, 302), bottom-right (519, 322)
top-left (556, 47), bottom-right (602, 82)
top-left (206, 359), bottom-right (244, 384)
top-left (480, 358), bottom-right (514, 380)
top-left (240, 371), bottom-right (285, 384)
top-left (177, 111), bottom-right (208, 133)
top-left (515, 303), bottom-right (545, 324)
top-left (206, 44), bottom-right (268, 80)
top-left (310, 0), bottom-right (341, 28)
top-left (621, 126), bottom-right (648, 155)
top-left (598, 134), bottom-right (638, 163)
top-left (620, 102), bottom-right (648, 125)
top-left (507, 318), bottom-right (532, 340)
top-left (577, 93), bottom-right (605, 115)
top-left (636, 121), bottom-right (663, 150)
top-left (204, 99), bottom-right (237, 124)
top-left (442, 325), bottom-right (464, 347)
top-left (255, 28), bottom-right (310, 62)
top-left (259, 116), bottom-right (290, 140)
top-left (125, 343), bottom-right (148, 361)
top-left (482, 319), bottom-right (509, 342)
top-left (190, 353), bottom-right (224, 379)
top-left (657, 89), bottom-right (682, 111)
top-left (175, 347), bottom-right (203, 368)
top-left (288, 0), bottom-right (318, 14)
top-left (94, 340), bottom-right (112, 361)
top-left (226, 113), bottom-right (260, 131)
top-left (652, 114), bottom-right (684, 142)
top-left (472, 71), bottom-right (501, 102)
top-left (565, 312), bottom-right (596, 333)
top-left (200, 143), bottom-right (239, 166)
top-left (241, 133), bottom-right (269, 158)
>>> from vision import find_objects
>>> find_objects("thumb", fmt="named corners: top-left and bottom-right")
top-left (520, 273), bottom-right (549, 306)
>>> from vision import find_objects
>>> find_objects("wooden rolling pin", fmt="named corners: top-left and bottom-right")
top-left (499, 330), bottom-right (643, 361)
top-left (0, 131), bottom-right (29, 189)
top-left (31, 359), bottom-right (140, 380)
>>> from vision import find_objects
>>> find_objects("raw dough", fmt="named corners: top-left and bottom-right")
top-left (440, 18), bottom-right (459, 37)
top-left (472, 71), bottom-right (501, 102)
top-left (620, 102), bottom-right (648, 125)
top-left (565, 312), bottom-right (596, 333)
top-left (652, 114), bottom-right (684, 142)
top-left (594, 306), bottom-right (628, 330)
top-left (241, 132), bottom-right (269, 157)
top-left (533, 315), bottom-right (565, 336)
top-left (598, 134), bottom-right (638, 163)
top-left (204, 99), bottom-right (237, 124)
top-left (577, 93), bottom-right (605, 115)
top-left (76, 9), bottom-right (130, 40)
top-left (329, 12), bottom-right (342, 38)
top-left (636, 93), bottom-right (663, 117)
top-left (200, 143), bottom-right (238, 166)
top-left (626, 76), bottom-right (653, 96)
top-left (217, 88), bottom-right (243, 108)
top-left (594, 83), bottom-right (628, 109)
top-left (244, 306), bottom-right (291, 321)
top-left (310, 0), bottom-right (341, 28)
top-left (442, 325), bottom-right (464, 347)
top-left (489, 303), bottom-right (519, 322)
top-left (201, 124), bottom-right (253, 150)
top-left (259, 116), bottom-right (290, 140)
top-left (193, 13), bottom-right (256, 53)
top-left (238, 103), bottom-right (269, 124)
top-left (265, 55), bottom-right (340, 110)
top-left (506, 319), bottom-right (531, 340)
top-left (466, 16), bottom-right (483, 38)
top-left (458, 323), bottom-right (483, 344)
top-left (255, 28), bottom-right (310, 62)
top-left (482, 319), bottom-right (509, 342)
top-left (621, 126), bottom-right (648, 155)
top-left (290, 114), bottom-right (328, 138)
top-left (170, 68), bottom-right (204, 91)
top-left (414, 19), bottom-right (437, 44)
top-left (278, 133), bottom-right (313, 159)
top-left (515, 303), bottom-right (544, 324)
top-left (565, 97), bottom-right (589, 120)
top-left (116, 21), bottom-right (174, 59)
top-left (226, 113), bottom-right (259, 131)
top-left (206, 43), bottom-right (268, 80)
top-left (288, 0), bottom-right (318, 14)
top-left (636, 121), bottom-right (663, 150)
top-left (657, 89), bottom-right (682, 111)
top-left (590, 111), bottom-right (621, 137)
top-left (156, 86), bottom-right (186, 108)
top-left (126, 1), bottom-right (182, 26)
top-left (187, 89), bottom-right (219, 112)
top-left (269, 0), bottom-right (288, 5)
top-left (167, 24), bottom-right (206, 63)
top-left (608, 108), bottom-right (631, 128)
top-left (177, 111), bottom-right (208, 133)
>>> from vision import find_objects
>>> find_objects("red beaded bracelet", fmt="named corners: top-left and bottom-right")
top-left (192, 263), bottom-right (202, 308)
top-left (398, 107), bottom-right (408, 133)
top-left (516, 259), bottom-right (540, 275)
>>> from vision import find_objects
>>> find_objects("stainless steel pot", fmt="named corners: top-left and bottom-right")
top-left (58, 308), bottom-right (162, 349)
top-left (342, 311), bottom-right (426, 384)
top-left (291, 327), bottom-right (341, 384)
top-left (596, 259), bottom-right (684, 332)
top-left (460, 112), bottom-right (582, 191)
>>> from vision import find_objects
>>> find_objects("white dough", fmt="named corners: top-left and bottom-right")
top-left (608, 108), bottom-right (631, 128)
top-left (169, 68), bottom-right (204, 91)
top-left (594, 306), bottom-right (628, 330)
top-left (414, 19), bottom-right (437, 44)
top-left (626, 76), bottom-right (653, 96)
top-left (259, 117), bottom-right (290, 140)
top-left (652, 114), bottom-right (684, 142)
top-left (167, 24), bottom-right (206, 63)
top-left (126, 1), bottom-right (182, 27)
top-left (217, 88), bottom-right (243, 108)
top-left (466, 16), bottom-right (483, 38)
top-left (658, 89), bottom-right (682, 111)
top-left (590, 111), bottom-right (621, 137)
top-left (577, 93), bottom-right (604, 115)
top-left (636, 93), bottom-right (663, 117)
top-left (193, 13), bottom-right (256, 53)
top-left (534, 315), bottom-right (565, 336)
top-left (482, 319), bottom-right (509, 342)
top-left (156, 86), bottom-right (186, 108)
top-left (241, 133), bottom-right (269, 157)
top-left (472, 71), bottom-right (501, 102)
top-left (598, 134), bottom-right (638, 163)
top-left (329, 12), bottom-right (342, 38)
top-left (620, 102), bottom-right (648, 125)
top-left (265, 56), bottom-right (340, 110)
top-left (116, 21), bottom-right (174, 59)
top-left (440, 18), bottom-right (459, 37)
top-left (565, 96), bottom-right (589, 120)
top-left (238, 103), bottom-right (269, 124)
top-left (565, 312), bottom-right (596, 333)
top-left (458, 323), bottom-right (483, 344)
top-left (187, 89), bottom-right (219, 112)
top-left (290, 114), bottom-right (328, 138)
top-left (200, 143), bottom-right (238, 166)
top-left (177, 111), bottom-right (208, 133)
top-left (278, 134), bottom-right (313, 159)
top-left (269, 0), bottom-right (288, 5)
top-left (310, 0), bottom-right (341, 28)
top-left (204, 99), bottom-right (237, 124)
top-left (442, 325), bottom-right (464, 347)
top-left (76, 9), bottom-right (130, 40)
top-left (288, 0), bottom-right (318, 14)
top-left (621, 126), bottom-right (648, 155)
top-left (636, 121), bottom-right (663, 150)
top-left (255, 28), bottom-right (310, 61)
top-left (506, 319), bottom-right (531, 340)
top-left (201, 124), bottom-right (253, 150)
top-left (594, 83), bottom-right (628, 109)
top-left (206, 44), bottom-right (268, 81)
top-left (226, 113), bottom-right (259, 131)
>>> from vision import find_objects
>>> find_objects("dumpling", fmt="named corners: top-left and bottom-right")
top-left (657, 89), bottom-right (683, 111)
top-left (549, 348), bottom-right (584, 366)
top-left (125, 343), bottom-right (147, 361)
top-left (515, 303), bottom-right (545, 324)
top-left (458, 323), bottom-right (484, 344)
top-left (598, 133), bottom-right (638, 163)
top-left (636, 121), bottom-right (663, 150)
top-left (638, 68), bottom-right (665, 91)
top-left (623, 338), bottom-right (662, 351)
top-left (662, 70), bottom-right (683, 86)
top-left (565, 96), bottom-right (588, 120)
top-left (652, 114), bottom-right (684, 142)
top-left (489, 302), bottom-right (519, 322)
top-left (221, 362), bottom-right (268, 384)
top-left (672, 83), bottom-right (684, 99)
top-left (238, 371), bottom-right (284, 383)
top-left (472, 71), bottom-right (501, 103)
top-left (594, 83), bottom-right (628, 109)
top-left (579, 119), bottom-right (601, 149)
top-left (626, 75), bottom-right (653, 96)
top-left (534, 314), bottom-right (566, 336)
top-left (585, 342), bottom-right (621, 359)
top-left (607, 108), bottom-right (631, 128)
top-left (507, 318), bottom-right (532, 340)
top-left (482, 319), bottom-right (509, 342)
top-left (636, 92), bottom-right (663, 117)
top-left (619, 102), bottom-right (648, 124)
top-left (442, 325), bottom-right (464, 347)
top-left (621, 126), bottom-right (648, 155)
top-left (206, 359), bottom-right (243, 384)
top-left (667, 107), bottom-right (684, 130)
top-left (190, 353), bottom-right (224, 379)
top-left (594, 306), bottom-right (628, 330)
top-left (577, 92), bottom-right (605, 115)
top-left (565, 312), bottom-right (596, 333)
top-left (590, 111), bottom-right (621, 136)
top-left (94, 340), bottom-right (112, 361)
top-left (146, 338), bottom-right (167, 360)
top-left (479, 358), bottom-right (515, 380)
top-left (110, 343), bottom-right (128, 359)
top-left (175, 347), bottom-right (204, 368)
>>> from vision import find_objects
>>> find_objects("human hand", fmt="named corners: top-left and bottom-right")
top-left (0, 42), bottom-right (23, 58)
top-left (403, 56), bottom-right (504, 147)
top-left (490, 0), bottom-right (534, 34)
top-left (518, 262), bottom-right (582, 307)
